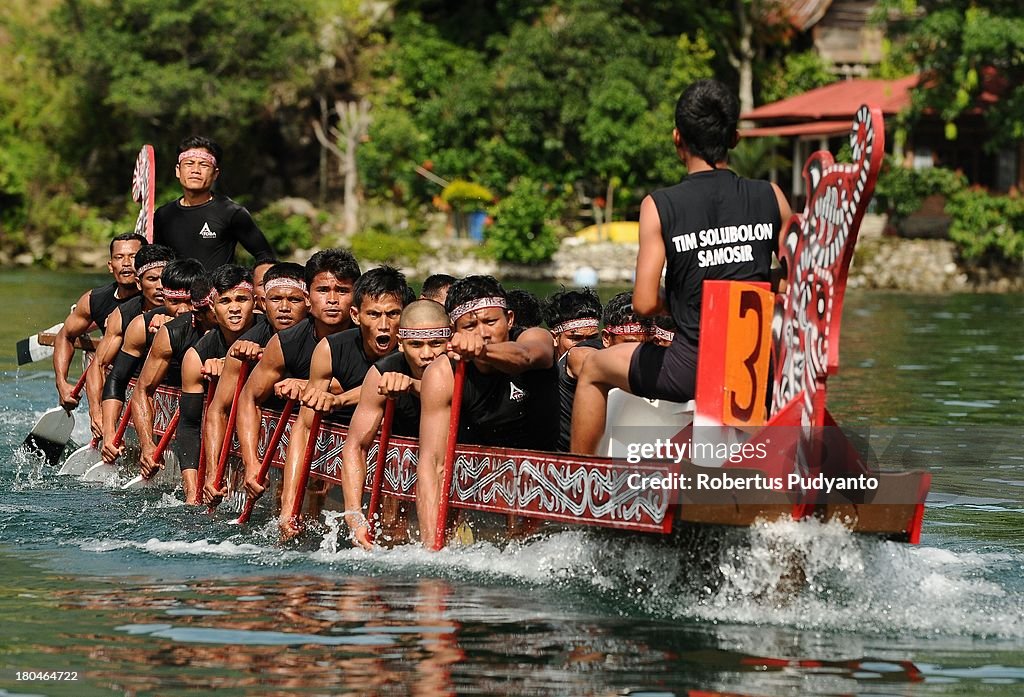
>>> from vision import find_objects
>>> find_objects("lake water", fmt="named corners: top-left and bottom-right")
top-left (1, 269), bottom-right (1023, 696)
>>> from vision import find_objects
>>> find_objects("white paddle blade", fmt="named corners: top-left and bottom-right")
top-left (122, 453), bottom-right (179, 490)
top-left (16, 323), bottom-right (62, 366)
top-left (81, 461), bottom-right (119, 483)
top-left (22, 408), bottom-right (75, 466)
top-left (58, 443), bottom-right (102, 476)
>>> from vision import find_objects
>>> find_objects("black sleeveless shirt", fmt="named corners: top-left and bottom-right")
top-left (651, 169), bottom-right (780, 346)
top-left (456, 327), bottom-right (559, 451)
top-left (325, 328), bottom-right (385, 425)
top-left (115, 295), bottom-right (147, 334)
top-left (238, 313), bottom-right (274, 348)
top-left (373, 351), bottom-right (420, 438)
top-left (192, 327), bottom-right (231, 364)
top-left (89, 282), bottom-right (137, 333)
top-left (160, 312), bottom-right (204, 387)
top-left (278, 317), bottom-right (320, 380)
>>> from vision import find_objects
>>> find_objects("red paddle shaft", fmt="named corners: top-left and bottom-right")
top-left (208, 363), bottom-right (251, 511)
top-left (285, 411), bottom-right (323, 528)
top-left (366, 398), bottom-right (395, 542)
top-left (235, 399), bottom-right (296, 525)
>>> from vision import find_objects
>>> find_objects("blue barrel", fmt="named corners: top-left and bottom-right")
top-left (467, 211), bottom-right (487, 242)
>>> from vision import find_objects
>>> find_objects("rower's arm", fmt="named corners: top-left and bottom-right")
top-left (340, 368), bottom-right (387, 545)
top-left (297, 339), bottom-right (339, 412)
top-left (53, 290), bottom-right (94, 407)
top-left (100, 314), bottom-right (146, 460)
top-left (176, 348), bottom-right (207, 476)
top-left (237, 336), bottom-right (286, 486)
top-left (415, 358), bottom-right (455, 547)
top-left (475, 327), bottom-right (554, 375)
top-left (203, 355), bottom-right (244, 492)
top-left (131, 327), bottom-right (173, 463)
top-left (86, 308), bottom-right (125, 424)
top-left (633, 195), bottom-right (668, 317)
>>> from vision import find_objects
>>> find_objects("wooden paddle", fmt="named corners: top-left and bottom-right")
top-left (365, 398), bottom-right (395, 543)
top-left (234, 399), bottom-right (296, 525)
top-left (433, 360), bottom-right (466, 551)
top-left (207, 362), bottom-right (251, 513)
top-left (78, 405), bottom-right (133, 482)
top-left (121, 408), bottom-right (179, 490)
top-left (21, 370), bottom-right (88, 466)
top-left (15, 323), bottom-right (63, 366)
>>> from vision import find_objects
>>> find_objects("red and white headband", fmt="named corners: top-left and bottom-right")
top-left (192, 289), bottom-right (216, 309)
top-left (398, 326), bottom-right (452, 340)
top-left (212, 282), bottom-right (254, 301)
top-left (135, 261), bottom-right (167, 275)
top-left (162, 288), bottom-right (191, 300)
top-left (264, 278), bottom-right (307, 294)
top-left (654, 326), bottom-right (675, 343)
top-left (177, 148), bottom-right (217, 168)
top-left (551, 317), bottom-right (600, 335)
top-left (605, 323), bottom-right (650, 336)
top-left (449, 296), bottom-right (507, 322)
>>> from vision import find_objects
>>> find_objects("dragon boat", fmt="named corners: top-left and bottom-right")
top-left (85, 105), bottom-right (928, 550)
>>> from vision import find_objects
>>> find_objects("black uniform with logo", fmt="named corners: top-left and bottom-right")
top-left (629, 169), bottom-right (781, 403)
top-left (457, 327), bottom-right (559, 451)
top-left (153, 195), bottom-right (274, 270)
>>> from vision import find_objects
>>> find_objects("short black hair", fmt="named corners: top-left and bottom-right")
top-left (675, 79), bottom-right (740, 166)
top-left (133, 244), bottom-right (175, 271)
top-left (262, 262), bottom-right (305, 285)
top-left (208, 264), bottom-right (253, 294)
top-left (603, 291), bottom-right (651, 331)
top-left (653, 315), bottom-right (675, 331)
top-left (109, 232), bottom-right (148, 255)
top-left (189, 274), bottom-right (213, 305)
top-left (444, 275), bottom-right (507, 315)
top-left (507, 289), bottom-right (543, 328)
top-left (420, 273), bottom-right (457, 301)
top-left (161, 259), bottom-right (206, 293)
top-left (304, 248), bottom-right (361, 287)
top-left (403, 285), bottom-right (417, 307)
top-left (177, 135), bottom-right (223, 166)
top-left (543, 287), bottom-right (602, 329)
top-left (253, 258), bottom-right (279, 271)
top-left (353, 265), bottom-right (410, 308)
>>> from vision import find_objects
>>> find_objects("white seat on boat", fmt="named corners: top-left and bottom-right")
top-left (598, 388), bottom-right (693, 459)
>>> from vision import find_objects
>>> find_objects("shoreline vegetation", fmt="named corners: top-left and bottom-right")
top-left (2, 205), bottom-right (1020, 293)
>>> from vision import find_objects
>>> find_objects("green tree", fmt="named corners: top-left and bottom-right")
top-left (882, 0), bottom-right (1024, 145)
top-left (486, 178), bottom-right (560, 264)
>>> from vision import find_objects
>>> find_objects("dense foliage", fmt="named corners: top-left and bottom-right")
top-left (0, 0), bottom-right (1018, 268)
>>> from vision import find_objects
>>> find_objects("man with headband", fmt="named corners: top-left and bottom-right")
top-left (543, 288), bottom-right (603, 359)
top-left (84, 243), bottom-right (176, 439)
top-left (416, 275), bottom-right (558, 545)
top-left (153, 135), bottom-right (275, 271)
top-left (337, 299), bottom-right (451, 549)
top-left (100, 259), bottom-right (205, 464)
top-left (556, 292), bottom-right (653, 452)
top-left (277, 266), bottom-right (409, 539)
top-left (174, 266), bottom-right (257, 504)
top-left (238, 249), bottom-right (360, 503)
top-left (202, 262), bottom-right (309, 505)
top-left (131, 273), bottom-right (219, 482)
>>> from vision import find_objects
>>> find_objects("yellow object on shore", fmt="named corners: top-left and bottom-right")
top-left (574, 221), bottom-right (639, 244)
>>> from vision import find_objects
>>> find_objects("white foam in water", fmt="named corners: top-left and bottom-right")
top-left (72, 516), bottom-right (1024, 639)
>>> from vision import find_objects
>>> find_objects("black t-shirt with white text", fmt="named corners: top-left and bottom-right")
top-left (153, 195), bottom-right (274, 270)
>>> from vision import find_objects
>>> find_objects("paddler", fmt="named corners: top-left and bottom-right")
top-left (100, 259), bottom-right (206, 463)
top-left (84, 244), bottom-right (176, 439)
top-left (52, 232), bottom-right (147, 411)
top-left (556, 292), bottom-right (652, 452)
top-left (202, 262), bottom-right (308, 505)
top-left (415, 275), bottom-right (558, 545)
top-left (131, 273), bottom-right (219, 481)
top-left (277, 266), bottom-right (410, 539)
top-left (571, 79), bottom-right (792, 454)
top-left (338, 299), bottom-right (452, 549)
top-left (175, 265), bottom-right (257, 503)
top-left (153, 136), bottom-right (275, 271)
top-left (542, 288), bottom-right (603, 359)
top-left (237, 249), bottom-right (360, 503)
